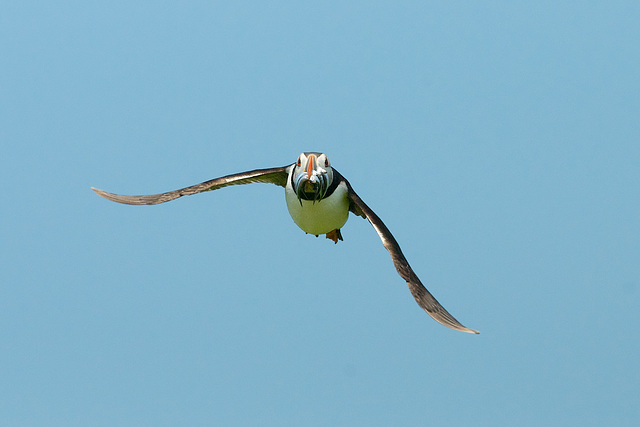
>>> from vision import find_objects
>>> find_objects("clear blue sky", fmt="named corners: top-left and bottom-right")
top-left (2, 1), bottom-right (638, 425)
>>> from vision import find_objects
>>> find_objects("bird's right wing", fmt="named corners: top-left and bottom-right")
top-left (92, 165), bottom-right (291, 205)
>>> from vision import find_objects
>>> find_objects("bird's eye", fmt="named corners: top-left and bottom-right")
top-left (324, 158), bottom-right (329, 167)
top-left (297, 157), bottom-right (301, 166)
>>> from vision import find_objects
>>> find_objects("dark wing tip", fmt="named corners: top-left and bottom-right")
top-left (453, 324), bottom-right (480, 334)
top-left (91, 186), bottom-right (167, 205)
top-left (408, 275), bottom-right (480, 334)
top-left (91, 186), bottom-right (111, 200)
top-left (426, 308), bottom-right (479, 334)
top-left (91, 186), bottom-right (123, 203)
top-left (419, 297), bottom-right (480, 334)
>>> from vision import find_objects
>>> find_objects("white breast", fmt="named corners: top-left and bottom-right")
top-left (285, 181), bottom-right (350, 235)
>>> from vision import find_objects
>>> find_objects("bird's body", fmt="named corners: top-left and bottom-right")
top-left (285, 172), bottom-right (350, 237)
top-left (92, 152), bottom-right (478, 334)
top-left (285, 180), bottom-right (350, 236)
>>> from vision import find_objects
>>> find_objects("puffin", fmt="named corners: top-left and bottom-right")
top-left (92, 152), bottom-right (479, 334)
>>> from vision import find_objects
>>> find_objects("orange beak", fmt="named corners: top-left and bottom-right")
top-left (306, 154), bottom-right (315, 179)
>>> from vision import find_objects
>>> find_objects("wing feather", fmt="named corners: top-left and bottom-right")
top-left (92, 166), bottom-right (290, 205)
top-left (340, 172), bottom-right (479, 334)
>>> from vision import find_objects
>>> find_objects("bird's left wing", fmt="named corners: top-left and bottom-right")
top-left (92, 165), bottom-right (291, 205)
top-left (338, 171), bottom-right (479, 334)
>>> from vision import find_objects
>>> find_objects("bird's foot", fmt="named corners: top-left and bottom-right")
top-left (325, 229), bottom-right (343, 244)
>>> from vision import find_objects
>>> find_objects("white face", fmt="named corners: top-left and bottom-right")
top-left (292, 152), bottom-right (334, 202)
top-left (296, 152), bottom-right (330, 171)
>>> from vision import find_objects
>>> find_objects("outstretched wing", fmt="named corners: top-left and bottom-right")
top-left (92, 165), bottom-right (291, 205)
top-left (338, 171), bottom-right (479, 334)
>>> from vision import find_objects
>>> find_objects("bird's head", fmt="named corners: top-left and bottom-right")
top-left (292, 152), bottom-right (333, 204)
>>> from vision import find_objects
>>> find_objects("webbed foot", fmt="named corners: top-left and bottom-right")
top-left (325, 229), bottom-right (343, 244)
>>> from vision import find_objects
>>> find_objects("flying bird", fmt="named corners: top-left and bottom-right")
top-left (92, 152), bottom-right (478, 334)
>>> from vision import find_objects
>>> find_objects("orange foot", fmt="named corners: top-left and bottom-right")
top-left (325, 229), bottom-right (343, 244)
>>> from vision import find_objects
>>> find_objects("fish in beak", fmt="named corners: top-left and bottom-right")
top-left (294, 154), bottom-right (329, 204)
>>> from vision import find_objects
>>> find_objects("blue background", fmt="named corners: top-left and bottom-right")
top-left (2, 1), bottom-right (638, 425)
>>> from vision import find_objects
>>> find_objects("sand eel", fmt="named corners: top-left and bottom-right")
top-left (92, 152), bottom-right (479, 334)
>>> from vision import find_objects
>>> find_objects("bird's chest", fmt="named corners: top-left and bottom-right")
top-left (285, 182), bottom-right (350, 235)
